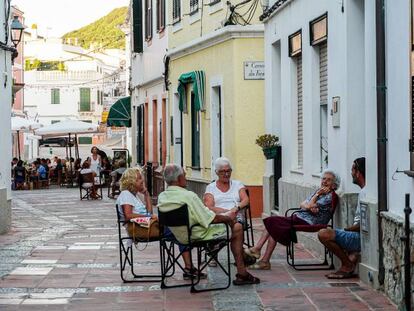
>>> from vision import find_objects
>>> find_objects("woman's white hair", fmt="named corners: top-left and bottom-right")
top-left (322, 169), bottom-right (341, 190)
top-left (214, 157), bottom-right (232, 172)
top-left (163, 164), bottom-right (184, 185)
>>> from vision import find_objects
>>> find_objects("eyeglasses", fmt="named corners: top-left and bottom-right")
top-left (217, 169), bottom-right (232, 175)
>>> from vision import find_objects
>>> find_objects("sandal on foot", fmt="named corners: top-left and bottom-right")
top-left (248, 261), bottom-right (271, 270)
top-left (244, 247), bottom-right (260, 259)
top-left (326, 270), bottom-right (356, 279)
top-left (233, 272), bottom-right (260, 286)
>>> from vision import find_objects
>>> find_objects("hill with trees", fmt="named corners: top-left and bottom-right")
top-left (62, 7), bottom-right (128, 50)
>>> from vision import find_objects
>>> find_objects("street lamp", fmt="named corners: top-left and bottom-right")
top-left (10, 16), bottom-right (25, 48)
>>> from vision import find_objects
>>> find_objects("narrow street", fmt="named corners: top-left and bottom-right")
top-left (0, 188), bottom-right (397, 310)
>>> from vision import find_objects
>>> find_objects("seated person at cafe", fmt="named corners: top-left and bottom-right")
top-left (204, 157), bottom-right (249, 224)
top-left (116, 167), bottom-right (204, 279)
top-left (13, 160), bottom-right (26, 190)
top-left (158, 163), bottom-right (260, 285)
top-left (79, 161), bottom-right (98, 199)
top-left (244, 169), bottom-right (340, 270)
top-left (30, 161), bottom-right (48, 189)
top-left (318, 157), bottom-right (365, 279)
top-left (109, 160), bottom-right (127, 197)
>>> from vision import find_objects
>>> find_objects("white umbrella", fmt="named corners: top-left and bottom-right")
top-left (35, 120), bottom-right (100, 187)
top-left (35, 119), bottom-right (99, 136)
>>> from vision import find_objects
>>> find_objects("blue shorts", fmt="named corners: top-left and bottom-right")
top-left (163, 227), bottom-right (189, 253)
top-left (334, 229), bottom-right (361, 252)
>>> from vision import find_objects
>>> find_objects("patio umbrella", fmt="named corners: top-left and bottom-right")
top-left (35, 120), bottom-right (100, 186)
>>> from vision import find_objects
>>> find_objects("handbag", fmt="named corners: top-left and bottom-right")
top-left (128, 218), bottom-right (160, 242)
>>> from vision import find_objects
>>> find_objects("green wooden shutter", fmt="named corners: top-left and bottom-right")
top-left (80, 88), bottom-right (91, 111)
top-left (133, 0), bottom-right (143, 53)
top-left (51, 89), bottom-right (60, 104)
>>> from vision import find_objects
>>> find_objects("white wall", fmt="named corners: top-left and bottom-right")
top-left (0, 0), bottom-right (13, 232)
top-left (264, 0), bottom-right (367, 194)
top-left (385, 0), bottom-right (413, 218)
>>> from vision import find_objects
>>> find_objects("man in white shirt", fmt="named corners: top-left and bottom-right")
top-left (318, 157), bottom-right (366, 279)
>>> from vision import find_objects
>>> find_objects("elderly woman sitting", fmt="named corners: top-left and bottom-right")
top-left (203, 157), bottom-right (249, 225)
top-left (244, 169), bottom-right (340, 270)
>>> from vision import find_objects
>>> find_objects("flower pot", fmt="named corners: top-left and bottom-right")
top-left (262, 146), bottom-right (278, 160)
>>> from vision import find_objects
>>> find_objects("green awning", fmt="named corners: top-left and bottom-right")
top-left (177, 71), bottom-right (205, 113)
top-left (107, 96), bottom-right (131, 127)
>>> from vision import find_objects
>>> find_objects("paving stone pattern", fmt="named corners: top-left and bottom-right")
top-left (0, 188), bottom-right (398, 310)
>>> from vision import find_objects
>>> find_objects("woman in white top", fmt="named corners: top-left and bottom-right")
top-left (80, 160), bottom-right (98, 198)
top-left (116, 168), bottom-right (154, 229)
top-left (89, 146), bottom-right (101, 175)
top-left (203, 157), bottom-right (249, 225)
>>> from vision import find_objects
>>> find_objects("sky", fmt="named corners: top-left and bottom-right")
top-left (11, 0), bottom-right (129, 37)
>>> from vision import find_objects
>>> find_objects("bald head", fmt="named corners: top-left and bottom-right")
top-left (163, 164), bottom-right (185, 185)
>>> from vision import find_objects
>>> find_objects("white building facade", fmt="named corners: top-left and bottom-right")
top-left (24, 34), bottom-right (126, 144)
top-left (262, 0), bottom-right (413, 307)
top-left (0, 0), bottom-right (15, 233)
top-left (129, 0), bottom-right (168, 167)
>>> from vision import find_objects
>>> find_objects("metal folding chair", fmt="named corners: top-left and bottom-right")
top-left (115, 204), bottom-right (162, 282)
top-left (158, 204), bottom-right (231, 293)
top-left (285, 191), bottom-right (338, 270)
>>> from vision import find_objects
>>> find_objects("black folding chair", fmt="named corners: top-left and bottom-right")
top-left (115, 204), bottom-right (162, 282)
top-left (158, 204), bottom-right (231, 293)
top-left (285, 191), bottom-right (338, 270)
top-left (242, 189), bottom-right (255, 248)
top-left (79, 172), bottom-right (102, 200)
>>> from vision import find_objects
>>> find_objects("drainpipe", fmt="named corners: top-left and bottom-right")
top-left (375, 0), bottom-right (387, 286)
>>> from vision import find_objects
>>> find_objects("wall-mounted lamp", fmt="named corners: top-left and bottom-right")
top-left (10, 16), bottom-right (25, 48)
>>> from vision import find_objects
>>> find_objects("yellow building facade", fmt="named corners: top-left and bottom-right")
top-left (167, 1), bottom-right (265, 216)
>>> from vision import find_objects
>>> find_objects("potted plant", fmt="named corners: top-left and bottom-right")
top-left (255, 134), bottom-right (280, 159)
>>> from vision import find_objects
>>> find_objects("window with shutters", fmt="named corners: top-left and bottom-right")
top-left (79, 88), bottom-right (91, 112)
top-left (289, 30), bottom-right (303, 169)
top-left (156, 0), bottom-right (165, 32)
top-left (190, 0), bottom-right (199, 14)
top-left (296, 56), bottom-right (303, 169)
top-left (145, 0), bottom-right (152, 40)
top-left (319, 42), bottom-right (328, 170)
top-left (173, 0), bottom-right (181, 24)
top-left (132, 0), bottom-right (143, 53)
top-left (51, 88), bottom-right (60, 104)
top-left (191, 92), bottom-right (200, 168)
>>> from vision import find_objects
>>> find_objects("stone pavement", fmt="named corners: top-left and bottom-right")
top-left (0, 188), bottom-right (397, 310)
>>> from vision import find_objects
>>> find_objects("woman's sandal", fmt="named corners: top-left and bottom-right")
top-left (248, 261), bottom-right (271, 270)
top-left (244, 247), bottom-right (261, 259)
top-left (233, 272), bottom-right (260, 286)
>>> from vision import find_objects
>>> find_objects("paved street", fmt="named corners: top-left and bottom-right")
top-left (0, 187), bottom-right (397, 310)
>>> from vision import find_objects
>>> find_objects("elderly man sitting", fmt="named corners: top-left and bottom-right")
top-left (158, 164), bottom-right (260, 286)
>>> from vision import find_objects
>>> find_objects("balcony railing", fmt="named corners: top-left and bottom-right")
top-left (35, 71), bottom-right (101, 82)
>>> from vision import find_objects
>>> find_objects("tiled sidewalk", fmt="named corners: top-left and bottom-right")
top-left (0, 188), bottom-right (397, 310)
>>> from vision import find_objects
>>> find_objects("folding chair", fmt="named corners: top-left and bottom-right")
top-left (242, 189), bottom-right (255, 248)
top-left (285, 191), bottom-right (338, 270)
top-left (115, 205), bottom-right (162, 282)
top-left (79, 172), bottom-right (102, 200)
top-left (158, 204), bottom-right (231, 293)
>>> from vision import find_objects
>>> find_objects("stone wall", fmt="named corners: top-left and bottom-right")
top-left (0, 188), bottom-right (11, 234)
top-left (381, 211), bottom-right (414, 309)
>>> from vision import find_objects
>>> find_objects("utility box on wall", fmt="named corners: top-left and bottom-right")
top-left (332, 96), bottom-right (340, 128)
